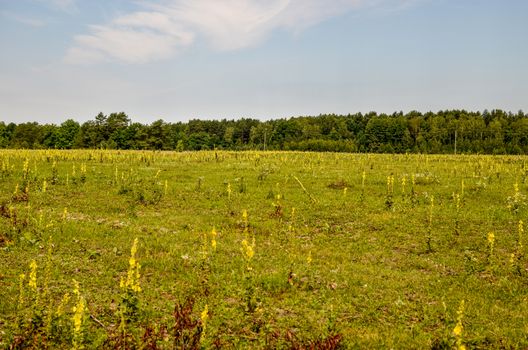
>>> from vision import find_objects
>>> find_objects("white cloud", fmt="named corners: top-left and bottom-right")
top-left (156, 0), bottom-right (294, 51)
top-left (65, 0), bottom-right (396, 64)
top-left (65, 24), bottom-right (193, 64)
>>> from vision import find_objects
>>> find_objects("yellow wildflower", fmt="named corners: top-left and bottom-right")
top-left (453, 300), bottom-right (466, 350)
top-left (487, 232), bottom-right (495, 256)
top-left (72, 280), bottom-right (86, 349)
top-left (242, 209), bottom-right (248, 224)
top-left (487, 232), bottom-right (495, 245)
top-left (453, 323), bottom-right (462, 336)
top-left (18, 273), bottom-right (26, 305)
top-left (201, 304), bottom-right (209, 339)
top-left (241, 239), bottom-right (254, 261)
top-left (125, 238), bottom-right (141, 292)
top-left (211, 227), bottom-right (217, 251)
top-left (362, 171), bottom-right (366, 185)
top-left (56, 293), bottom-right (70, 317)
top-left (28, 260), bottom-right (37, 291)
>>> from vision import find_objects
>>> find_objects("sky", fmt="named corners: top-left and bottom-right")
top-left (1, 0), bottom-right (527, 124)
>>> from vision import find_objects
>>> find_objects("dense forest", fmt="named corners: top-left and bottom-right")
top-left (1, 109), bottom-right (527, 154)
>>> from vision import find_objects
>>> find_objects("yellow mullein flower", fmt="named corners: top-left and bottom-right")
top-left (242, 209), bottom-right (248, 224)
top-left (28, 260), bottom-right (37, 291)
top-left (18, 273), bottom-right (26, 306)
top-left (56, 293), bottom-right (70, 317)
top-left (241, 239), bottom-right (255, 261)
top-left (453, 323), bottom-right (462, 336)
top-left (362, 171), bottom-right (366, 186)
top-left (134, 263), bottom-right (141, 292)
top-left (386, 175), bottom-right (394, 194)
top-left (73, 279), bottom-right (80, 298)
top-left (125, 238), bottom-right (141, 292)
top-left (23, 158), bottom-right (29, 179)
top-left (487, 232), bottom-right (495, 256)
top-left (201, 304), bottom-right (209, 341)
top-left (211, 227), bottom-right (217, 251)
top-left (453, 300), bottom-right (466, 350)
top-left (72, 280), bottom-right (86, 350)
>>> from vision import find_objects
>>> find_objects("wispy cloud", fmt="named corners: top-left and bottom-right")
top-left (65, 0), bottom-right (403, 64)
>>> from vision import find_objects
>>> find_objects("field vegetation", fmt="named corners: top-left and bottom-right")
top-left (0, 150), bottom-right (527, 349)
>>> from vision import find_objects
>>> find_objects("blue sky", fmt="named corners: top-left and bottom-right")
top-left (1, 0), bottom-right (527, 124)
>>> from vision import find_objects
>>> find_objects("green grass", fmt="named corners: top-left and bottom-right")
top-left (0, 150), bottom-right (527, 349)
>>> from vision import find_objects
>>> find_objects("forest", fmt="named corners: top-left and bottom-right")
top-left (1, 109), bottom-right (527, 154)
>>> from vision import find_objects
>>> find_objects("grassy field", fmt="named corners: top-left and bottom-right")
top-left (0, 150), bottom-right (527, 349)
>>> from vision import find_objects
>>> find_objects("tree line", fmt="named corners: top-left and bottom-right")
top-left (1, 109), bottom-right (527, 154)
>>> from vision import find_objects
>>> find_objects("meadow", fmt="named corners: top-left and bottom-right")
top-left (0, 150), bottom-right (527, 349)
